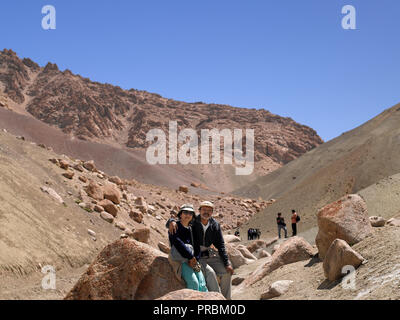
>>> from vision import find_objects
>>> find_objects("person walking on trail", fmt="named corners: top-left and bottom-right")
top-left (167, 201), bottom-right (234, 300)
top-left (291, 209), bottom-right (299, 236)
top-left (168, 204), bottom-right (208, 292)
top-left (276, 213), bottom-right (288, 239)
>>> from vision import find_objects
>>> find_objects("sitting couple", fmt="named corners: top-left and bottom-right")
top-left (167, 201), bottom-right (234, 299)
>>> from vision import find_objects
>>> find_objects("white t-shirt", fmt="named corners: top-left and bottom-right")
top-left (200, 221), bottom-right (210, 252)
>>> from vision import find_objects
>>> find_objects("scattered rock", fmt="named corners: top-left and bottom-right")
top-left (232, 277), bottom-right (245, 286)
top-left (98, 199), bottom-right (118, 217)
top-left (59, 159), bottom-right (69, 170)
top-left (386, 218), bottom-right (400, 227)
top-left (114, 221), bottom-right (126, 231)
top-left (132, 227), bottom-right (150, 244)
top-left (102, 183), bottom-right (122, 204)
top-left (62, 171), bottom-right (74, 179)
top-left (100, 211), bottom-right (114, 223)
top-left (369, 216), bottom-right (386, 227)
top-left (83, 160), bottom-right (96, 172)
top-left (109, 176), bottom-right (123, 185)
top-left (87, 229), bottom-right (96, 237)
top-left (129, 210), bottom-right (144, 223)
top-left (315, 194), bottom-right (373, 259)
top-left (260, 280), bottom-right (294, 300)
top-left (79, 176), bottom-right (88, 183)
top-left (323, 239), bottom-right (365, 281)
top-left (85, 181), bottom-right (104, 201)
top-left (40, 186), bottom-right (64, 204)
top-left (178, 186), bottom-right (189, 193)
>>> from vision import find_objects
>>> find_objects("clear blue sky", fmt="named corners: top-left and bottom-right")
top-left (1, 0), bottom-right (400, 141)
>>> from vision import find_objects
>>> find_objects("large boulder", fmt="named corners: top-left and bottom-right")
top-left (260, 280), bottom-right (293, 300)
top-left (156, 289), bottom-right (225, 300)
top-left (225, 243), bottom-right (252, 269)
top-left (65, 239), bottom-right (184, 300)
top-left (84, 181), bottom-right (104, 201)
top-left (237, 237), bottom-right (314, 289)
top-left (102, 183), bottom-right (122, 204)
top-left (235, 245), bottom-right (257, 260)
top-left (315, 194), bottom-right (373, 259)
top-left (323, 239), bottom-right (365, 281)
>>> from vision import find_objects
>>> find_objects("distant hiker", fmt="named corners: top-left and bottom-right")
top-left (291, 209), bottom-right (299, 236)
top-left (234, 229), bottom-right (240, 238)
top-left (167, 201), bottom-right (233, 299)
top-left (168, 204), bottom-right (207, 292)
top-left (276, 213), bottom-right (288, 239)
top-left (248, 228), bottom-right (252, 240)
top-left (256, 229), bottom-right (261, 239)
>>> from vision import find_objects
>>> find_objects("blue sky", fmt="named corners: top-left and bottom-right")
top-left (1, 0), bottom-right (400, 141)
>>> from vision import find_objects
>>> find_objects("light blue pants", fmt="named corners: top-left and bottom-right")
top-left (181, 262), bottom-right (208, 292)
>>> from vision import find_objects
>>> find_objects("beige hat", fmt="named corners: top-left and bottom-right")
top-left (199, 201), bottom-right (214, 209)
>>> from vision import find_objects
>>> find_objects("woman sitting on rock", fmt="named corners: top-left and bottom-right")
top-left (168, 204), bottom-right (208, 292)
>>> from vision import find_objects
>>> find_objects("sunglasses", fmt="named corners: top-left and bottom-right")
top-left (181, 210), bottom-right (193, 215)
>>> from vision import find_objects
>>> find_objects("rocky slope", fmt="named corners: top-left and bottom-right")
top-left (0, 129), bottom-right (272, 299)
top-left (235, 102), bottom-right (400, 239)
top-left (0, 48), bottom-right (323, 189)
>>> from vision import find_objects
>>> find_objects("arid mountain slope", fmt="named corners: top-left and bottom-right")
top-left (0, 48), bottom-right (323, 192)
top-left (0, 128), bottom-right (272, 299)
top-left (235, 103), bottom-right (400, 237)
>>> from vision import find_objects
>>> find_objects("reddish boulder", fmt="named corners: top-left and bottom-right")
top-left (102, 183), bottom-right (121, 204)
top-left (85, 181), bottom-right (104, 201)
top-left (315, 194), bottom-right (373, 259)
top-left (98, 199), bottom-right (118, 217)
top-left (323, 239), bottom-right (365, 281)
top-left (65, 239), bottom-right (184, 300)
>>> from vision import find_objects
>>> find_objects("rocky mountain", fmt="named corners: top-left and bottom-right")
top-left (0, 49), bottom-right (323, 187)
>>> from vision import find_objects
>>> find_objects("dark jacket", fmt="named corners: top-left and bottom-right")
top-left (167, 215), bottom-right (230, 267)
top-left (277, 217), bottom-right (286, 226)
top-left (168, 221), bottom-right (194, 260)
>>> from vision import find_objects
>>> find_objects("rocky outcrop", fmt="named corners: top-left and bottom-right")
top-left (65, 239), bottom-right (184, 300)
top-left (0, 49), bottom-right (323, 173)
top-left (315, 194), bottom-right (373, 259)
top-left (323, 239), bottom-right (365, 281)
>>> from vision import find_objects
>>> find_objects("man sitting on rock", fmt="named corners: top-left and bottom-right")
top-left (167, 201), bottom-right (234, 299)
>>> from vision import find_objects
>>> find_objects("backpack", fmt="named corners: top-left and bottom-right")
top-left (296, 215), bottom-right (300, 222)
